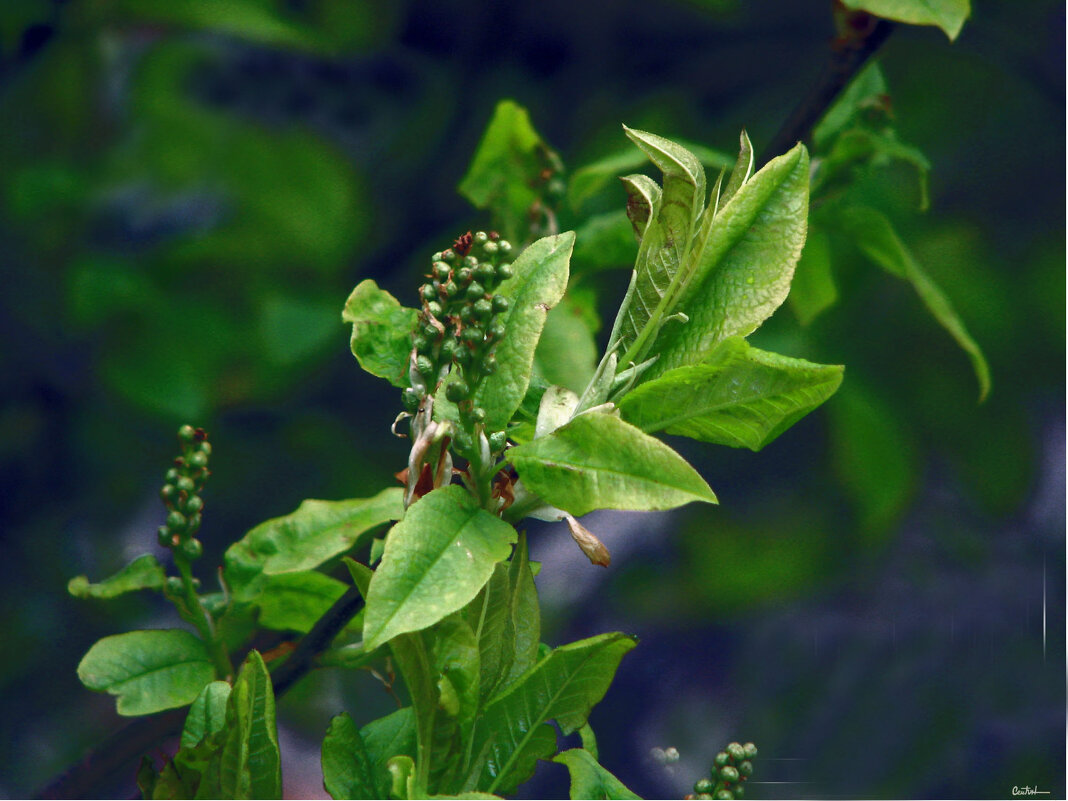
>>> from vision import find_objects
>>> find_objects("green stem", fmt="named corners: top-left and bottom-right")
top-left (173, 553), bottom-right (233, 680)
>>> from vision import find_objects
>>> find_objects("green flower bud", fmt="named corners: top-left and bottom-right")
top-left (416, 355), bottom-right (435, 376)
top-left (431, 251), bottom-right (444, 262)
top-left (466, 281), bottom-right (485, 300)
top-left (482, 353), bottom-right (498, 374)
top-left (742, 743), bottom-right (758, 760)
top-left (158, 526), bottom-right (173, 547)
top-left (738, 761), bottom-right (753, 778)
top-left (467, 406), bottom-right (486, 423)
top-left (441, 248), bottom-right (456, 263)
top-left (178, 424), bottom-right (196, 443)
top-left (402, 387), bottom-right (421, 412)
top-left (694, 779), bottom-right (714, 795)
top-left (186, 512), bottom-right (202, 533)
top-left (463, 255), bottom-right (479, 269)
top-left (181, 538), bottom-right (203, 560)
top-left (184, 495), bottom-right (204, 514)
top-left (475, 261), bottom-right (496, 282)
top-left (694, 795), bottom-right (714, 801)
top-left (433, 261), bottom-right (451, 280)
top-left (160, 484), bottom-right (177, 502)
top-left (727, 743), bottom-right (745, 762)
top-left (189, 452), bottom-right (208, 469)
top-left (720, 766), bottom-right (739, 783)
top-left (165, 576), bottom-right (184, 595)
top-left (456, 267), bottom-right (473, 286)
top-left (491, 295), bottom-right (510, 313)
top-left (166, 510), bottom-right (187, 532)
top-left (498, 240), bottom-right (512, 255)
top-left (496, 262), bottom-right (513, 280)
top-left (487, 319), bottom-right (507, 340)
top-left (472, 298), bottom-right (493, 319)
top-left (460, 305), bottom-right (477, 324)
top-left (421, 283), bottom-right (438, 301)
top-left (482, 240), bottom-right (498, 256)
top-left (445, 380), bottom-right (470, 403)
top-left (488, 430), bottom-right (507, 452)
top-left (713, 752), bottom-right (730, 768)
top-left (165, 468), bottom-right (180, 484)
top-left (426, 300), bottom-right (444, 318)
top-left (197, 441), bottom-right (212, 457)
top-left (423, 323), bottom-right (440, 340)
top-left (440, 338), bottom-right (459, 361)
top-left (714, 792), bottom-right (733, 801)
top-left (443, 280), bottom-right (459, 298)
top-left (732, 787), bottom-right (744, 799)
top-left (176, 476), bottom-right (195, 493)
top-left (462, 326), bottom-right (483, 344)
top-left (454, 347), bottom-right (472, 366)
top-left (473, 231), bottom-right (489, 245)
top-left (413, 335), bottom-right (429, 354)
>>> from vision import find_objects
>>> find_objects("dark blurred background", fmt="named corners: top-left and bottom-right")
top-left (1, 1), bottom-right (1063, 798)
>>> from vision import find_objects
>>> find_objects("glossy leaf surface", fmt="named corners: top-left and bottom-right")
top-left (181, 680), bottom-right (232, 750)
top-left (342, 279), bottom-right (419, 388)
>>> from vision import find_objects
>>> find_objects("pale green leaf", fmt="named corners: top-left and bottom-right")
top-left (215, 650), bottom-right (282, 799)
top-left (256, 572), bottom-right (354, 634)
top-left (720, 129), bottom-right (754, 206)
top-left (360, 707), bottom-right (417, 783)
top-left (553, 749), bottom-right (641, 800)
top-left (363, 485), bottom-right (517, 650)
top-left (342, 279), bottom-right (419, 388)
top-left (68, 554), bottom-right (166, 599)
top-left (814, 62), bottom-right (888, 146)
top-left (508, 411), bottom-right (717, 517)
top-left (181, 681), bottom-right (232, 750)
top-left (646, 143), bottom-right (810, 378)
top-left (465, 632), bottom-right (637, 795)
top-left (77, 629), bottom-right (215, 716)
top-left (223, 488), bottom-right (402, 600)
top-left (618, 337), bottom-right (843, 450)
top-left (835, 204), bottom-right (990, 399)
top-left (571, 210), bottom-right (639, 275)
top-left (840, 0), bottom-right (970, 40)
top-left (789, 227), bottom-right (838, 325)
top-left (474, 232), bottom-right (574, 431)
top-left (531, 295), bottom-right (599, 395)
top-left (322, 712), bottom-right (382, 800)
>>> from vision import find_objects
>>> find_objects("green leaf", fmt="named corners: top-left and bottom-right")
top-left (360, 707), bottom-right (417, 783)
top-left (612, 128), bottom-right (706, 363)
top-left (458, 100), bottom-right (558, 241)
top-left (473, 232), bottom-right (574, 431)
top-left (646, 143), bottom-right (810, 379)
top-left (553, 749), bottom-right (641, 800)
top-left (789, 227), bottom-right (838, 325)
top-left (68, 554), bottom-right (166, 599)
top-left (571, 211), bottom-right (639, 275)
top-left (720, 129), bottom-right (754, 206)
top-left (342, 279), bottom-right (420, 389)
top-left (215, 650), bottom-right (282, 799)
top-left (224, 488), bottom-right (403, 600)
top-left (465, 632), bottom-right (637, 795)
top-left (508, 412), bottom-right (717, 517)
top-left (835, 204), bottom-right (990, 399)
top-left (181, 681), bottom-right (232, 750)
top-left (839, 0), bottom-right (970, 40)
top-left (257, 572), bottom-right (355, 634)
top-left (322, 712), bottom-right (382, 800)
top-left (814, 62), bottom-right (888, 146)
top-left (531, 294), bottom-right (599, 395)
top-left (363, 485), bottom-right (517, 651)
top-left (568, 141), bottom-right (731, 213)
top-left (77, 629), bottom-right (215, 716)
top-left (503, 534), bottom-right (541, 687)
top-left (617, 337), bottom-right (843, 451)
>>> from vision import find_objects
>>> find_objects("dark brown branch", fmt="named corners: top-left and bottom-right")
top-left (36, 587), bottom-right (365, 799)
top-left (759, 10), bottom-right (896, 167)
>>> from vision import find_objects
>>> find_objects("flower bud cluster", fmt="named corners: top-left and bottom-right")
top-left (405, 231), bottom-right (513, 458)
top-left (157, 425), bottom-right (211, 561)
top-left (686, 742), bottom-right (757, 801)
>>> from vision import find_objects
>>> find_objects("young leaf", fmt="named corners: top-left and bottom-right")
top-left (224, 488), bottom-right (403, 600)
top-left (508, 411), bottom-right (717, 517)
top-left (68, 554), bottom-right (166, 599)
top-left (839, 0), bottom-right (970, 40)
top-left (835, 204), bottom-right (990, 399)
top-left (531, 295), bottom-right (599, 395)
top-left (647, 142), bottom-right (810, 379)
top-left (813, 62), bottom-right (888, 146)
top-left (214, 650), bottom-right (282, 799)
top-left (322, 712), bottom-right (382, 800)
top-left (360, 707), bottom-right (417, 786)
top-left (617, 337), bottom-right (843, 451)
top-left (458, 100), bottom-right (558, 241)
top-left (181, 680), bottom-right (232, 750)
top-left (77, 630), bottom-right (215, 716)
top-left (257, 572), bottom-right (357, 634)
top-left (789, 227), bottom-right (838, 325)
top-left (465, 632), bottom-right (638, 795)
top-left (571, 210), bottom-right (639, 275)
top-left (719, 129), bottom-right (754, 206)
top-left (473, 232), bottom-right (574, 431)
top-left (501, 535), bottom-right (540, 687)
top-left (362, 485), bottom-right (517, 651)
top-left (553, 748), bottom-right (641, 800)
top-left (342, 279), bottom-right (419, 388)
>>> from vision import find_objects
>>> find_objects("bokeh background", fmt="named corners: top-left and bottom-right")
top-left (1, 1), bottom-right (1063, 798)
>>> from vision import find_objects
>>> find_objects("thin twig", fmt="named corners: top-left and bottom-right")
top-left (759, 11), bottom-right (896, 167)
top-left (36, 587), bottom-right (365, 799)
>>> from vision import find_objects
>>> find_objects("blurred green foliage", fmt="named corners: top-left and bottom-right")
top-left (0, 0), bottom-right (1061, 798)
